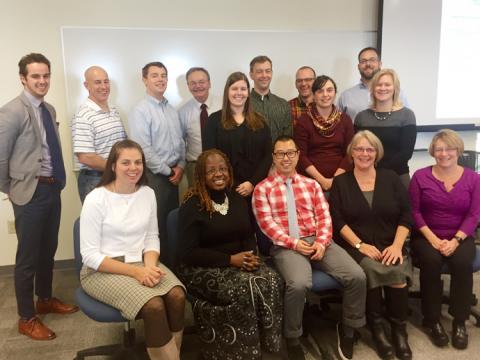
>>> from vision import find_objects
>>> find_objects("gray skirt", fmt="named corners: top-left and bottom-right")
top-left (359, 255), bottom-right (413, 289)
top-left (80, 261), bottom-right (185, 320)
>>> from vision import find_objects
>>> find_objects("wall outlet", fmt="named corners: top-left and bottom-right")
top-left (7, 220), bottom-right (16, 234)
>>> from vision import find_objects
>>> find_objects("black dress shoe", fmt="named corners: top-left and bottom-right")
top-left (452, 322), bottom-right (468, 350)
top-left (423, 321), bottom-right (449, 347)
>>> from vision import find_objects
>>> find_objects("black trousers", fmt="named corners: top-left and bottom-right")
top-left (12, 183), bottom-right (61, 319)
top-left (147, 170), bottom-right (179, 268)
top-left (411, 234), bottom-right (475, 323)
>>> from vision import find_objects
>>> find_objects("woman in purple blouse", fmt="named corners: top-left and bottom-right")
top-left (409, 129), bottom-right (480, 350)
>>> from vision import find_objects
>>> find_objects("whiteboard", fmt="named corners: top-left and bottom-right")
top-left (61, 27), bottom-right (375, 123)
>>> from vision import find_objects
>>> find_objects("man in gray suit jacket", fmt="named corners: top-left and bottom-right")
top-left (0, 53), bottom-right (78, 341)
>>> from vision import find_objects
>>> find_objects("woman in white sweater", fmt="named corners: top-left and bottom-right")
top-left (80, 139), bottom-right (185, 360)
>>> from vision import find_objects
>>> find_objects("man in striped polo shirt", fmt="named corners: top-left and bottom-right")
top-left (72, 66), bottom-right (127, 203)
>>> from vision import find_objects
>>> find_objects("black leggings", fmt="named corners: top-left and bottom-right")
top-left (411, 235), bottom-right (475, 323)
top-left (137, 286), bottom-right (186, 347)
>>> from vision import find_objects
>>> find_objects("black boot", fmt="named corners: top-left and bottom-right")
top-left (367, 288), bottom-right (394, 360)
top-left (370, 317), bottom-right (394, 360)
top-left (389, 318), bottom-right (412, 360)
top-left (385, 287), bottom-right (412, 360)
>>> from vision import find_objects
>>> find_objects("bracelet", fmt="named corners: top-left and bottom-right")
top-left (453, 235), bottom-right (464, 243)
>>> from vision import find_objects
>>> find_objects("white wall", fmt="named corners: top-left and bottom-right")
top-left (0, 0), bottom-right (378, 266)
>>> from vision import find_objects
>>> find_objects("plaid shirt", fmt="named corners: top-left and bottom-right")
top-left (288, 96), bottom-right (308, 126)
top-left (252, 171), bottom-right (332, 250)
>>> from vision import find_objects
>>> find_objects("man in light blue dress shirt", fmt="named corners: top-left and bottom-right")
top-left (337, 47), bottom-right (408, 122)
top-left (128, 62), bottom-right (185, 267)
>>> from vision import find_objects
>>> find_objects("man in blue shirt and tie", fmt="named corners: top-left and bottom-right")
top-left (129, 62), bottom-right (185, 266)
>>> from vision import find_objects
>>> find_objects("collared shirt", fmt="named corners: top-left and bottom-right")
top-left (72, 98), bottom-right (127, 170)
top-left (250, 89), bottom-right (292, 143)
top-left (178, 96), bottom-right (220, 162)
top-left (23, 90), bottom-right (52, 177)
top-left (128, 95), bottom-right (185, 175)
top-left (252, 171), bottom-right (332, 250)
top-left (288, 96), bottom-right (308, 126)
top-left (337, 81), bottom-right (409, 121)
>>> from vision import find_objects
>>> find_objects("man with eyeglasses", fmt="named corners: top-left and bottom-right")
top-left (253, 135), bottom-right (366, 360)
top-left (128, 62), bottom-right (185, 267)
top-left (288, 66), bottom-right (316, 126)
top-left (179, 67), bottom-right (221, 186)
top-left (338, 47), bottom-right (408, 121)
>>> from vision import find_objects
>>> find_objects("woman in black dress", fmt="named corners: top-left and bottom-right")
top-left (178, 149), bottom-right (283, 360)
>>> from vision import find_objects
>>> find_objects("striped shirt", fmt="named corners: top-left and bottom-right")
top-left (72, 98), bottom-right (126, 170)
top-left (252, 171), bottom-right (332, 250)
top-left (250, 89), bottom-right (292, 144)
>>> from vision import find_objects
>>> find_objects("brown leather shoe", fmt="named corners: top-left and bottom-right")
top-left (36, 297), bottom-right (79, 315)
top-left (18, 317), bottom-right (56, 340)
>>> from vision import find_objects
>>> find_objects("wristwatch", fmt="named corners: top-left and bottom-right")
top-left (453, 235), bottom-right (464, 243)
top-left (355, 241), bottom-right (363, 250)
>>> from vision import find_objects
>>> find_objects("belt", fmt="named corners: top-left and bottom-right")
top-left (36, 176), bottom-right (56, 184)
top-left (80, 169), bottom-right (104, 177)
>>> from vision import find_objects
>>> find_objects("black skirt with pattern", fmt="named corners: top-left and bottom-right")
top-left (178, 263), bottom-right (284, 359)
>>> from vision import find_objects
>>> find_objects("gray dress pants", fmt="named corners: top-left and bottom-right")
top-left (271, 242), bottom-right (366, 338)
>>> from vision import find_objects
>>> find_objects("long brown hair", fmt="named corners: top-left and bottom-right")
top-left (97, 139), bottom-right (148, 188)
top-left (183, 149), bottom-right (233, 216)
top-left (220, 71), bottom-right (265, 131)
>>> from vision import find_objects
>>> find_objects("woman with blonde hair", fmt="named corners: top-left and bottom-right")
top-left (409, 129), bottom-right (480, 350)
top-left (330, 130), bottom-right (413, 360)
top-left (354, 69), bottom-right (416, 188)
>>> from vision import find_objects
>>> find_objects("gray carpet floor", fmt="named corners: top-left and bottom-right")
top-left (1, 267), bottom-right (480, 360)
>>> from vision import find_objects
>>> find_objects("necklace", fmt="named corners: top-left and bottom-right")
top-left (211, 195), bottom-right (229, 215)
top-left (373, 109), bottom-right (392, 121)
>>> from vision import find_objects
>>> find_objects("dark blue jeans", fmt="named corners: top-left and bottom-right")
top-left (12, 182), bottom-right (62, 319)
top-left (77, 170), bottom-right (102, 203)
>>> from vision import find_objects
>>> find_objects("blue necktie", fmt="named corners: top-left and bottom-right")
top-left (40, 103), bottom-right (66, 185)
top-left (285, 178), bottom-right (300, 239)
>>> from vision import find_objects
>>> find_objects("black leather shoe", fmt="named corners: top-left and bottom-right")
top-left (423, 321), bottom-right (449, 347)
top-left (452, 322), bottom-right (468, 350)
top-left (337, 322), bottom-right (354, 360)
top-left (286, 343), bottom-right (305, 360)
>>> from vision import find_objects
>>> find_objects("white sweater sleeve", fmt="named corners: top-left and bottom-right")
top-left (143, 187), bottom-right (160, 254)
top-left (80, 189), bottom-right (107, 270)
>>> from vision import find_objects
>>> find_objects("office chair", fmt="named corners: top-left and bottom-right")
top-left (73, 218), bottom-right (145, 360)
top-left (409, 245), bottom-right (480, 327)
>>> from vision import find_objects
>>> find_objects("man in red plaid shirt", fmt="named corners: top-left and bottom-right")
top-left (252, 135), bottom-right (366, 360)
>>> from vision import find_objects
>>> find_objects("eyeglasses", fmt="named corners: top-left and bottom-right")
top-left (433, 147), bottom-right (457, 154)
top-left (359, 57), bottom-right (379, 65)
top-left (206, 167), bottom-right (229, 176)
top-left (188, 80), bottom-right (208, 87)
top-left (353, 147), bottom-right (376, 154)
top-left (273, 150), bottom-right (299, 159)
top-left (295, 78), bottom-right (315, 84)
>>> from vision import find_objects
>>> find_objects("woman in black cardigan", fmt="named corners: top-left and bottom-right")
top-left (329, 130), bottom-right (413, 360)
